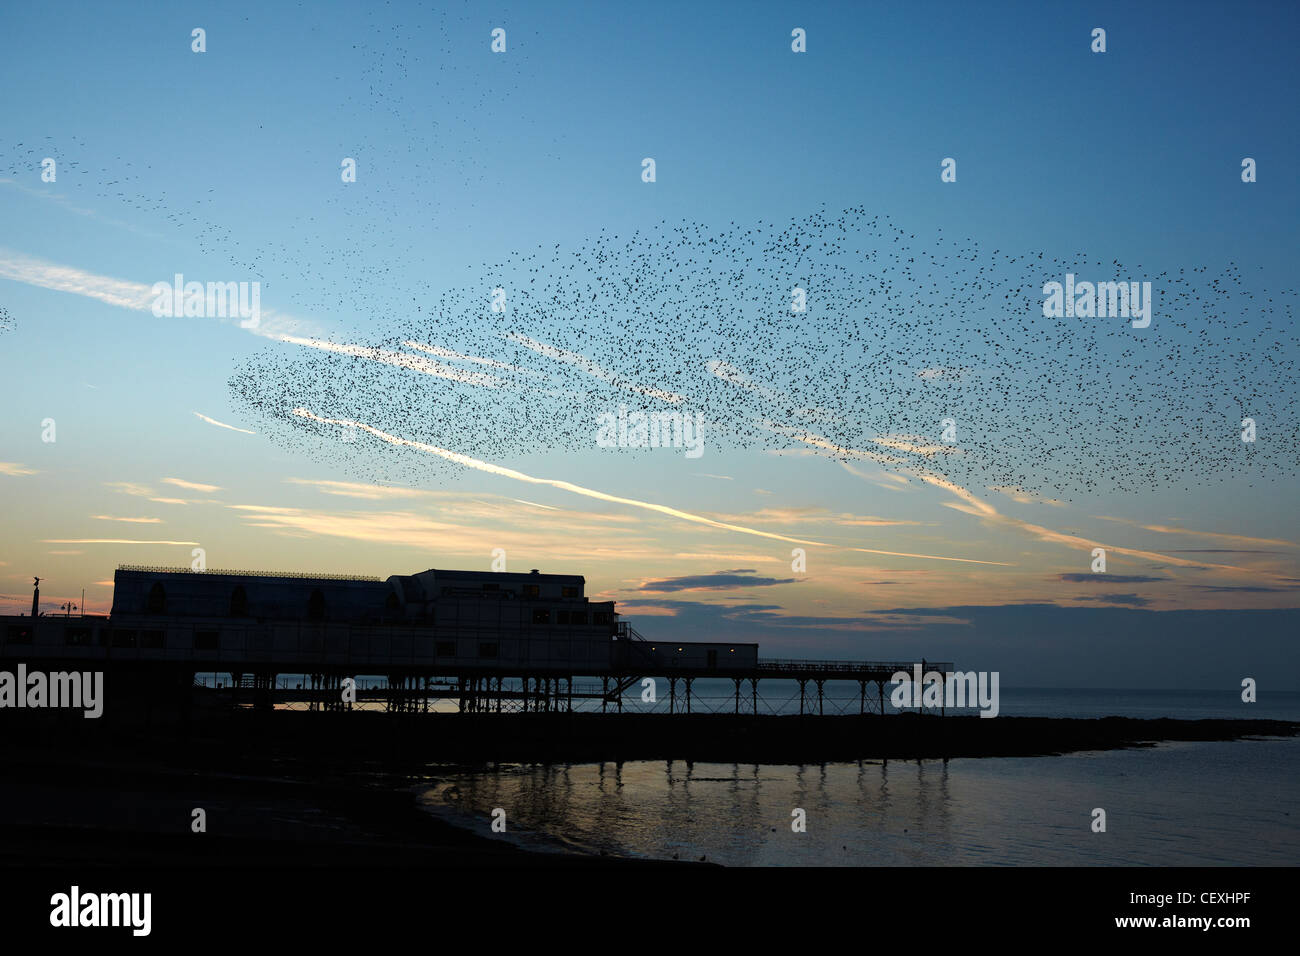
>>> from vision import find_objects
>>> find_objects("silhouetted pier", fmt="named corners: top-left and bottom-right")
top-left (1, 565), bottom-right (955, 720)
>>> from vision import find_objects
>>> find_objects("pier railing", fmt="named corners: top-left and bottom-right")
top-left (757, 659), bottom-right (954, 675)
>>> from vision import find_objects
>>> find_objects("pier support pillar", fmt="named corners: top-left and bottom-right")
top-left (733, 678), bottom-right (741, 714)
top-left (669, 677), bottom-right (677, 715)
top-left (816, 679), bottom-right (825, 716)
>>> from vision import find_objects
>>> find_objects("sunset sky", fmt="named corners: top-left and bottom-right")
top-left (2, 1), bottom-right (1297, 687)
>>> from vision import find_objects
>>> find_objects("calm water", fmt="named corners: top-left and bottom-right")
top-left (418, 689), bottom-right (1300, 865)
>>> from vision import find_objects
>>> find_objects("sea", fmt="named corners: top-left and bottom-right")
top-left (416, 687), bottom-right (1300, 866)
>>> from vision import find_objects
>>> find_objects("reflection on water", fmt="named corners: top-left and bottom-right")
top-left (420, 738), bottom-right (1300, 865)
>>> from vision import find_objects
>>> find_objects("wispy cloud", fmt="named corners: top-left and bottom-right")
top-left (511, 497), bottom-right (560, 511)
top-left (1185, 584), bottom-right (1293, 594)
top-left (104, 481), bottom-right (154, 497)
top-left (1059, 573), bottom-right (1167, 584)
top-left (839, 460), bottom-right (909, 491)
top-left (673, 552), bottom-right (783, 563)
top-left (989, 485), bottom-right (1066, 507)
top-left (0, 249), bottom-right (321, 338)
top-left (402, 340), bottom-right (533, 375)
top-left (705, 506), bottom-right (926, 528)
top-left (92, 515), bottom-right (163, 524)
top-left (0, 249), bottom-right (155, 310)
top-left (285, 477), bottom-right (438, 500)
top-left (0, 462), bottom-right (38, 476)
top-left (41, 538), bottom-right (200, 545)
top-left (193, 411), bottom-right (255, 435)
top-left (1140, 523), bottom-right (1295, 549)
top-left (1073, 593), bottom-right (1151, 607)
top-left (229, 504), bottom-right (655, 560)
top-left (706, 360), bottom-right (834, 423)
top-left (162, 477), bottom-right (221, 493)
top-left (0, 179), bottom-right (169, 239)
top-left (870, 434), bottom-right (959, 457)
top-left (507, 332), bottom-right (686, 403)
top-left (292, 408), bottom-right (1000, 565)
top-left (275, 336), bottom-right (506, 387)
top-left (291, 407), bottom-right (825, 547)
top-left (639, 570), bottom-right (797, 592)
top-left (921, 474), bottom-right (1259, 575)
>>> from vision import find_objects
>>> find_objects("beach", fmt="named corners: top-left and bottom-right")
top-left (3, 709), bottom-right (1294, 866)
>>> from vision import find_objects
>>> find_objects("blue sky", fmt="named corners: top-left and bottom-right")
top-left (1, 0), bottom-right (1297, 687)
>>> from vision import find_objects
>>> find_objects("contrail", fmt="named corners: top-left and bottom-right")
top-left (42, 538), bottom-right (201, 546)
top-left (194, 411), bottom-right (255, 435)
top-left (291, 408), bottom-right (1008, 565)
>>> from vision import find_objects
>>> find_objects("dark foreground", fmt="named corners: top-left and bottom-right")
top-left (1, 710), bottom-right (1294, 867)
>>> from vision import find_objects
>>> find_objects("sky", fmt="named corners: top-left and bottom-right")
top-left (1, 0), bottom-right (1297, 687)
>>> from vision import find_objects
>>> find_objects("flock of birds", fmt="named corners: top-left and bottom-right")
top-left (1, 7), bottom-right (1295, 504)
top-left (230, 206), bottom-right (1298, 501)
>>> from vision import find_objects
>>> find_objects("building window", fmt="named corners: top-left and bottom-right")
top-left (141, 630), bottom-right (165, 649)
top-left (561, 586), bottom-right (578, 598)
top-left (194, 631), bottom-right (218, 650)
top-left (111, 630), bottom-right (138, 648)
top-left (557, 610), bottom-right (570, 625)
top-left (65, 627), bottom-right (93, 646)
top-left (482, 582), bottom-right (499, 592)
top-left (532, 608), bottom-right (550, 625)
top-left (6, 625), bottom-right (33, 645)
top-left (593, 611), bottom-right (611, 625)
top-left (478, 642), bottom-right (498, 659)
top-left (307, 588), bottom-right (326, 622)
top-left (523, 584), bottom-right (539, 599)
top-left (436, 641), bottom-right (456, 657)
top-left (146, 582), bottom-right (166, 614)
top-left (229, 585), bottom-right (248, 617)
top-left (570, 611), bottom-right (587, 625)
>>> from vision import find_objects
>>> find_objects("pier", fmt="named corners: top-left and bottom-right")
top-left (1, 565), bottom-right (954, 719)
